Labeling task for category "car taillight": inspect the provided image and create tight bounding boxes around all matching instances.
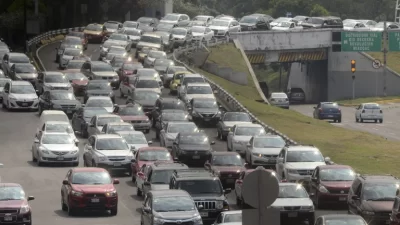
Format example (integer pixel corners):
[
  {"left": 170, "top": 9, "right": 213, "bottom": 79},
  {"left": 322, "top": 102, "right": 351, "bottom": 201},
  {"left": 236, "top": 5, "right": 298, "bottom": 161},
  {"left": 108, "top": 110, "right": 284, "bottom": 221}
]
[
  {"left": 236, "top": 180, "right": 242, "bottom": 184},
  {"left": 319, "top": 108, "right": 323, "bottom": 112},
  {"left": 380, "top": 110, "right": 383, "bottom": 113},
  {"left": 362, "top": 110, "right": 365, "bottom": 113},
  {"left": 281, "top": 179, "right": 287, "bottom": 183}
]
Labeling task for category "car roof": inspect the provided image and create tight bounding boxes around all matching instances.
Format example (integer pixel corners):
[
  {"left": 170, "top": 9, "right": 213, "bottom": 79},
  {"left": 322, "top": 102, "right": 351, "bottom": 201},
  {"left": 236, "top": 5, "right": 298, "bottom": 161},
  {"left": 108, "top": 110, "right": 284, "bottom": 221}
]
[
  {"left": 236, "top": 123, "right": 263, "bottom": 128},
  {"left": 14, "top": 63, "right": 34, "bottom": 67},
  {"left": 186, "top": 83, "right": 210, "bottom": 87},
  {"left": 138, "top": 77, "right": 158, "bottom": 81},
  {"left": 72, "top": 167, "right": 108, "bottom": 173},
  {"left": 44, "top": 71, "right": 64, "bottom": 76},
  {"left": 192, "top": 97, "right": 216, "bottom": 102},
  {"left": 162, "top": 109, "right": 186, "bottom": 113},
  {"left": 318, "top": 165, "right": 353, "bottom": 170},
  {"left": 253, "top": 134, "right": 282, "bottom": 139},
  {"left": 150, "top": 189, "right": 190, "bottom": 198},
  {"left": 141, "top": 33, "right": 162, "bottom": 38},
  {"left": 41, "top": 132, "right": 72, "bottom": 136},
  {"left": 167, "top": 121, "right": 194, "bottom": 125},
  {"left": 97, "top": 114, "right": 120, "bottom": 118},
  {"left": 95, "top": 134, "right": 123, "bottom": 139},
  {"left": 44, "top": 121, "right": 70, "bottom": 125},
  {"left": 109, "top": 46, "right": 125, "bottom": 49},
  {"left": 138, "top": 146, "right": 168, "bottom": 151},
  {"left": 91, "top": 61, "right": 109, "bottom": 65},
  {"left": 41, "top": 110, "right": 67, "bottom": 115},
  {"left": 10, "top": 80, "right": 31, "bottom": 85}
]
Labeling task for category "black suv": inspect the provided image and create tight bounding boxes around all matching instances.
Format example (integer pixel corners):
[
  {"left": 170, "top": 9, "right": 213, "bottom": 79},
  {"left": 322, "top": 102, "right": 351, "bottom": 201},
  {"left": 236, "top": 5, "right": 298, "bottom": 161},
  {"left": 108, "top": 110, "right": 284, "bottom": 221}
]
[
  {"left": 150, "top": 97, "right": 186, "bottom": 125},
  {"left": 347, "top": 174, "right": 399, "bottom": 225},
  {"left": 172, "top": 132, "right": 215, "bottom": 164},
  {"left": 239, "top": 14, "right": 272, "bottom": 31},
  {"left": 38, "top": 90, "right": 81, "bottom": 117},
  {"left": 169, "top": 169, "right": 231, "bottom": 222}
]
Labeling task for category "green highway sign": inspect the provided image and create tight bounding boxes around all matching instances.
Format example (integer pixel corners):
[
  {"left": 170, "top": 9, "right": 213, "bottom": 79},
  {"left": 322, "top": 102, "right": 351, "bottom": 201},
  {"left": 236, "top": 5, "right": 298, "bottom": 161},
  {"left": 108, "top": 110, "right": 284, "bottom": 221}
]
[
  {"left": 341, "top": 32, "right": 382, "bottom": 52},
  {"left": 389, "top": 32, "right": 400, "bottom": 51}
]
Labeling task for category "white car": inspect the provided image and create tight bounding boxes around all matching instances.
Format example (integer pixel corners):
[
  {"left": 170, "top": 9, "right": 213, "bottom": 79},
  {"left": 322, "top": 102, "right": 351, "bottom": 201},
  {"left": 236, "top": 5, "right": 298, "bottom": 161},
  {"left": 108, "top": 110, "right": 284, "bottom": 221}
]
[
  {"left": 101, "top": 45, "right": 129, "bottom": 62},
  {"left": 208, "top": 19, "right": 241, "bottom": 37},
  {"left": 85, "top": 96, "right": 116, "bottom": 113},
  {"left": 32, "top": 132, "right": 79, "bottom": 166},
  {"left": 58, "top": 48, "right": 83, "bottom": 69},
  {"left": 160, "top": 13, "right": 190, "bottom": 25},
  {"left": 227, "top": 123, "right": 266, "bottom": 155},
  {"left": 123, "top": 28, "right": 142, "bottom": 47},
  {"left": 122, "top": 21, "right": 139, "bottom": 29},
  {"left": 101, "top": 122, "right": 135, "bottom": 134},
  {"left": 271, "top": 22, "right": 303, "bottom": 31},
  {"left": 133, "top": 77, "right": 162, "bottom": 95},
  {"left": 343, "top": 21, "right": 370, "bottom": 30},
  {"left": 275, "top": 145, "right": 329, "bottom": 183},
  {"left": 104, "top": 33, "right": 132, "bottom": 51},
  {"left": 159, "top": 121, "right": 199, "bottom": 148},
  {"left": 270, "top": 17, "right": 293, "bottom": 27},
  {"left": 191, "top": 26, "right": 214, "bottom": 42},
  {"left": 177, "top": 74, "right": 206, "bottom": 98},
  {"left": 269, "top": 92, "right": 289, "bottom": 109},
  {"left": 143, "top": 50, "right": 167, "bottom": 68},
  {"left": 0, "top": 78, "right": 11, "bottom": 101},
  {"left": 213, "top": 210, "right": 242, "bottom": 225},
  {"left": 37, "top": 121, "right": 76, "bottom": 140},
  {"left": 271, "top": 183, "right": 315, "bottom": 224},
  {"left": 35, "top": 71, "right": 72, "bottom": 94},
  {"left": 87, "top": 114, "right": 123, "bottom": 137},
  {"left": 245, "top": 135, "right": 286, "bottom": 167},
  {"left": 39, "top": 110, "right": 69, "bottom": 125},
  {"left": 83, "top": 134, "right": 134, "bottom": 175},
  {"left": 115, "top": 131, "right": 151, "bottom": 154},
  {"left": 180, "top": 83, "right": 215, "bottom": 105},
  {"left": 1, "top": 52, "right": 30, "bottom": 75},
  {"left": 136, "top": 68, "right": 162, "bottom": 86},
  {"left": 355, "top": 102, "right": 383, "bottom": 123},
  {"left": 2, "top": 80, "right": 39, "bottom": 110}
]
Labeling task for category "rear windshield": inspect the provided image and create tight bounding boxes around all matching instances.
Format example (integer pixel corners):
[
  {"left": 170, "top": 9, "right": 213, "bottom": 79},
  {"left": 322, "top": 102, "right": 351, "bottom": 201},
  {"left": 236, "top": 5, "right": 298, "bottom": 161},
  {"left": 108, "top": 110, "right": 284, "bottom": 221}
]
[
  {"left": 321, "top": 103, "right": 339, "bottom": 109},
  {"left": 364, "top": 104, "right": 380, "bottom": 109}
]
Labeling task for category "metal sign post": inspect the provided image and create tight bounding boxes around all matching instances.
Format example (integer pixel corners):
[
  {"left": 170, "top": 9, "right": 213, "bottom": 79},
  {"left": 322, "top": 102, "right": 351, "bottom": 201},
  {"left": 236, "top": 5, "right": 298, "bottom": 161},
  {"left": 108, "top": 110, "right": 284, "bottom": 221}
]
[
  {"left": 352, "top": 75, "right": 356, "bottom": 99},
  {"left": 372, "top": 59, "right": 381, "bottom": 96},
  {"left": 383, "top": 21, "right": 388, "bottom": 96}
]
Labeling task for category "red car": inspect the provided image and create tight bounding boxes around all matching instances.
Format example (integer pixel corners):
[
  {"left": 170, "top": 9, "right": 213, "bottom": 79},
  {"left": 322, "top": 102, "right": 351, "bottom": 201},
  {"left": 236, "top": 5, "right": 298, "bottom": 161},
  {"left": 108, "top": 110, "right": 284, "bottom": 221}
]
[
  {"left": 117, "top": 62, "right": 143, "bottom": 80},
  {"left": 130, "top": 146, "right": 173, "bottom": 182},
  {"left": 64, "top": 72, "right": 89, "bottom": 96},
  {"left": 204, "top": 152, "right": 246, "bottom": 188},
  {"left": 113, "top": 104, "right": 151, "bottom": 133},
  {"left": 0, "top": 183, "right": 34, "bottom": 225},
  {"left": 61, "top": 167, "right": 120, "bottom": 216},
  {"left": 309, "top": 165, "right": 356, "bottom": 208}
]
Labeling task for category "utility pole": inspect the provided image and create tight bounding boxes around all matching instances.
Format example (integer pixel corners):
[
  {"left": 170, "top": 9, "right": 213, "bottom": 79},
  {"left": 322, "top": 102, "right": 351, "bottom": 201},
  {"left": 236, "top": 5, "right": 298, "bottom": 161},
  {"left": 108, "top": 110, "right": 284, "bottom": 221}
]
[
  {"left": 23, "top": 0, "right": 27, "bottom": 52},
  {"left": 383, "top": 20, "right": 388, "bottom": 96}
]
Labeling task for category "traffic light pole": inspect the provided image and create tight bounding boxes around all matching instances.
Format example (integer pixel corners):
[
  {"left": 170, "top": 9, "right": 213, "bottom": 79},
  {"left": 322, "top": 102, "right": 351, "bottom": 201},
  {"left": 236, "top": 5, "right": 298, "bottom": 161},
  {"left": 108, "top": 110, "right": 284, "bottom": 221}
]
[
  {"left": 352, "top": 75, "right": 355, "bottom": 99},
  {"left": 383, "top": 21, "right": 387, "bottom": 96}
]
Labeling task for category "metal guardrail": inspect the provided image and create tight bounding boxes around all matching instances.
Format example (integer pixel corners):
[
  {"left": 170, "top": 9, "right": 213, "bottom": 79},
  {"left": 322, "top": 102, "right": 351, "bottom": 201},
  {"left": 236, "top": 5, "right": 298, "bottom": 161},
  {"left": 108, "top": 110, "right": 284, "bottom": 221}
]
[{"left": 26, "top": 27, "right": 85, "bottom": 51}]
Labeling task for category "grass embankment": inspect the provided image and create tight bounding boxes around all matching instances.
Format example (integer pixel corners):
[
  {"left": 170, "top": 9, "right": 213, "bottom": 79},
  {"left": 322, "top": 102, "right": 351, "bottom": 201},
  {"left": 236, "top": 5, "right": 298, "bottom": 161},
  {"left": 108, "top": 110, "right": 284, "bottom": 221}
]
[{"left": 195, "top": 43, "right": 400, "bottom": 176}]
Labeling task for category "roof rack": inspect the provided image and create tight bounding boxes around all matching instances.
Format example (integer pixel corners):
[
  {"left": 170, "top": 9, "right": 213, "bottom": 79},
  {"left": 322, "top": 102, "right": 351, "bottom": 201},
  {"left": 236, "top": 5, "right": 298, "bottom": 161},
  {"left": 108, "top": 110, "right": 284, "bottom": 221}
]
[
  {"left": 360, "top": 174, "right": 397, "bottom": 179},
  {"left": 173, "top": 169, "right": 214, "bottom": 178}
]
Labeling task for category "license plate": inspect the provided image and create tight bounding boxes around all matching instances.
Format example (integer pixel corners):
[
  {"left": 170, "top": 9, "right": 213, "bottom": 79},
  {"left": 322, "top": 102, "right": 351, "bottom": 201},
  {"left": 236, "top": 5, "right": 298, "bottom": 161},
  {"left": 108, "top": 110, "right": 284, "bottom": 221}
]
[
  {"left": 200, "top": 212, "right": 208, "bottom": 217},
  {"left": 22, "top": 103, "right": 28, "bottom": 106},
  {"left": 339, "top": 197, "right": 346, "bottom": 201},
  {"left": 288, "top": 212, "right": 298, "bottom": 217},
  {"left": 204, "top": 118, "right": 210, "bottom": 121},
  {"left": 57, "top": 156, "right": 64, "bottom": 160},
  {"left": 91, "top": 198, "right": 99, "bottom": 203},
  {"left": 226, "top": 179, "right": 235, "bottom": 183},
  {"left": 4, "top": 216, "right": 12, "bottom": 221},
  {"left": 114, "top": 162, "right": 121, "bottom": 166},
  {"left": 327, "top": 115, "right": 334, "bottom": 117},
  {"left": 192, "top": 155, "right": 200, "bottom": 159}
]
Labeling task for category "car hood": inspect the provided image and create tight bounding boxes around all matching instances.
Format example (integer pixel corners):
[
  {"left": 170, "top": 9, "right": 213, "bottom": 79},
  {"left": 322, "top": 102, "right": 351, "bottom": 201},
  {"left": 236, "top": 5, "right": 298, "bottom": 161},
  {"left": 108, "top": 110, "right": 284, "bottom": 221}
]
[
  {"left": 320, "top": 181, "right": 353, "bottom": 189},
  {"left": 51, "top": 99, "right": 81, "bottom": 105},
  {"left": 135, "top": 99, "right": 155, "bottom": 107},
  {"left": 151, "top": 184, "right": 170, "bottom": 190},
  {"left": 71, "top": 184, "right": 115, "bottom": 193},
  {"left": 160, "top": 20, "right": 178, "bottom": 24},
  {"left": 285, "top": 162, "right": 326, "bottom": 169},
  {"left": 222, "top": 121, "right": 252, "bottom": 127},
  {"left": 42, "top": 144, "right": 77, "bottom": 151},
  {"left": 232, "top": 136, "right": 252, "bottom": 141},
  {"left": 363, "top": 201, "right": 394, "bottom": 212},
  {"left": 136, "top": 88, "right": 161, "bottom": 94},
  {"left": 166, "top": 133, "right": 179, "bottom": 139},
  {"left": 9, "top": 93, "right": 38, "bottom": 99},
  {"left": 178, "top": 144, "right": 211, "bottom": 151},
  {"left": 106, "top": 40, "right": 128, "bottom": 46},
  {"left": 120, "top": 115, "right": 149, "bottom": 121},
  {"left": 96, "top": 150, "right": 132, "bottom": 157},
  {"left": 93, "top": 71, "right": 118, "bottom": 77},
  {"left": 271, "top": 198, "right": 313, "bottom": 207},
  {"left": 213, "top": 166, "right": 243, "bottom": 173},
  {"left": 87, "top": 90, "right": 111, "bottom": 95},
  {"left": 155, "top": 210, "right": 198, "bottom": 220},
  {"left": 186, "top": 94, "right": 214, "bottom": 100},
  {"left": 72, "top": 79, "right": 88, "bottom": 86},
  {"left": 137, "top": 42, "right": 161, "bottom": 49},
  {"left": 209, "top": 25, "right": 228, "bottom": 31},
  {"left": 0, "top": 200, "right": 25, "bottom": 208},
  {"left": 193, "top": 108, "right": 219, "bottom": 114},
  {"left": 16, "top": 73, "right": 38, "bottom": 79},
  {"left": 252, "top": 147, "right": 282, "bottom": 155}
]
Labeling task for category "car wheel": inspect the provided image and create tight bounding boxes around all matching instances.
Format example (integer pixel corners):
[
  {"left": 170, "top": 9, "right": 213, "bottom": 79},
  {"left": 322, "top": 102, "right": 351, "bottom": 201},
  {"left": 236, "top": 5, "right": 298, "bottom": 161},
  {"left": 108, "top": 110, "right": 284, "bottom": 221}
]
[
  {"left": 61, "top": 195, "right": 68, "bottom": 211},
  {"left": 136, "top": 187, "right": 142, "bottom": 196},
  {"left": 31, "top": 150, "right": 36, "bottom": 162},
  {"left": 380, "top": 119, "right": 383, "bottom": 123},
  {"left": 110, "top": 206, "right": 118, "bottom": 216}
]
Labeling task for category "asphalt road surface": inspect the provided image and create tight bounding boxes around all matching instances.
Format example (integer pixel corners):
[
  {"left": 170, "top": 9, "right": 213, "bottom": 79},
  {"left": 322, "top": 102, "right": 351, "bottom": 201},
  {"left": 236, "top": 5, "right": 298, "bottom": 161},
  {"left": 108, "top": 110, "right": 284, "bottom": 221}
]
[
  {"left": 0, "top": 41, "right": 345, "bottom": 225},
  {"left": 291, "top": 103, "right": 400, "bottom": 141}
]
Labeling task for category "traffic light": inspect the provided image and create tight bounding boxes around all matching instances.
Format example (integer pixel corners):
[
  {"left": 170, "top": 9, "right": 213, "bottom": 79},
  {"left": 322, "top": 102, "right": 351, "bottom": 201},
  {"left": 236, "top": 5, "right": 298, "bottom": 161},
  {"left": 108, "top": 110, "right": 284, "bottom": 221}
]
[{"left": 351, "top": 60, "right": 356, "bottom": 73}]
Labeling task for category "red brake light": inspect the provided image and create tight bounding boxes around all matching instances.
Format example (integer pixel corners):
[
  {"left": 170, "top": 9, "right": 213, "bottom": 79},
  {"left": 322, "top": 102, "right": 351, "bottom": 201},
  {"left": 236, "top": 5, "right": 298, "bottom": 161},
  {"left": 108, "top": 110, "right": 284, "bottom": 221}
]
[
  {"left": 236, "top": 180, "right": 243, "bottom": 184},
  {"left": 362, "top": 110, "right": 365, "bottom": 113},
  {"left": 380, "top": 110, "right": 383, "bottom": 113}
]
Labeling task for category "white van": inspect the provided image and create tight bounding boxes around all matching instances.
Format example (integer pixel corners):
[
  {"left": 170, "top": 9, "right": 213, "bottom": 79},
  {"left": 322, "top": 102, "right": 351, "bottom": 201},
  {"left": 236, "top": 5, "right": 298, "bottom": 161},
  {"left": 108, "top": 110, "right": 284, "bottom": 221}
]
[{"left": 39, "top": 110, "right": 69, "bottom": 126}]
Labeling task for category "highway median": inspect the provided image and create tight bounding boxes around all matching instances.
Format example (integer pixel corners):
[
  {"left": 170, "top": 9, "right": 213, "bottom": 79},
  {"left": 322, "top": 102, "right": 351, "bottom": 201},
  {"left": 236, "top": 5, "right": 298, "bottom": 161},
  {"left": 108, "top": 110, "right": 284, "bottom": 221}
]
[{"left": 192, "top": 43, "right": 400, "bottom": 176}]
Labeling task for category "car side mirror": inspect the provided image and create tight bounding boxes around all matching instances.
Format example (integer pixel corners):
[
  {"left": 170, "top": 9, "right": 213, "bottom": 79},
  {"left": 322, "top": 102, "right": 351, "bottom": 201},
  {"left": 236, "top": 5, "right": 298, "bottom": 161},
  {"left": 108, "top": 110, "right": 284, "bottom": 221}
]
[
  {"left": 143, "top": 207, "right": 151, "bottom": 213},
  {"left": 148, "top": 141, "right": 153, "bottom": 145},
  {"left": 62, "top": 180, "right": 69, "bottom": 185},
  {"left": 27, "top": 196, "right": 35, "bottom": 201},
  {"left": 224, "top": 188, "right": 232, "bottom": 194},
  {"left": 34, "top": 138, "right": 39, "bottom": 143},
  {"left": 351, "top": 195, "right": 360, "bottom": 200},
  {"left": 144, "top": 181, "right": 151, "bottom": 186},
  {"left": 210, "top": 141, "right": 215, "bottom": 145},
  {"left": 113, "top": 179, "right": 120, "bottom": 184},
  {"left": 131, "top": 159, "right": 136, "bottom": 163}
]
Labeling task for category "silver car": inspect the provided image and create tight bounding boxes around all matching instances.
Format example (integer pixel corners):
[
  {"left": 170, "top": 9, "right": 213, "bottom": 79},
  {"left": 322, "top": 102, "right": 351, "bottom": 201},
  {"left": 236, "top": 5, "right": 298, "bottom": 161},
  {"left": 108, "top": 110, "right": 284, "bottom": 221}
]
[
  {"left": 103, "top": 33, "right": 132, "bottom": 51},
  {"left": 245, "top": 135, "right": 286, "bottom": 167},
  {"left": 191, "top": 26, "right": 214, "bottom": 42},
  {"left": 171, "top": 27, "right": 192, "bottom": 47},
  {"left": 9, "top": 63, "right": 38, "bottom": 84},
  {"left": 269, "top": 92, "right": 289, "bottom": 109},
  {"left": 55, "top": 36, "right": 83, "bottom": 63},
  {"left": 143, "top": 50, "right": 167, "bottom": 68},
  {"left": 123, "top": 28, "right": 143, "bottom": 47},
  {"left": 208, "top": 19, "right": 241, "bottom": 37},
  {"left": 58, "top": 48, "right": 83, "bottom": 69},
  {"left": 80, "top": 61, "right": 119, "bottom": 88}
]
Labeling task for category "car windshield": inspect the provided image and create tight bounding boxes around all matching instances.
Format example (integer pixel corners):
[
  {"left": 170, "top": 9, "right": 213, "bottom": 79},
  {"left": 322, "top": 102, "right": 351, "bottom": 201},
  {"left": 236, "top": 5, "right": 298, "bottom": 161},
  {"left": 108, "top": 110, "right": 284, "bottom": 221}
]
[
  {"left": 67, "top": 61, "right": 84, "bottom": 69},
  {"left": 224, "top": 213, "right": 242, "bottom": 223},
  {"left": 136, "top": 80, "right": 159, "bottom": 88},
  {"left": 286, "top": 150, "right": 324, "bottom": 162},
  {"left": 235, "top": 127, "right": 265, "bottom": 136},
  {"left": 278, "top": 22, "right": 291, "bottom": 27},
  {"left": 84, "top": 108, "right": 108, "bottom": 119},
  {"left": 86, "top": 99, "right": 113, "bottom": 107},
  {"left": 167, "top": 66, "right": 186, "bottom": 74},
  {"left": 97, "top": 117, "right": 122, "bottom": 126},
  {"left": 92, "top": 64, "right": 114, "bottom": 72},
  {"left": 96, "top": 138, "right": 128, "bottom": 150},
  {"left": 45, "top": 123, "right": 73, "bottom": 133},
  {"left": 139, "top": 150, "right": 171, "bottom": 161},
  {"left": 104, "top": 22, "right": 119, "bottom": 29},
  {"left": 178, "top": 180, "right": 223, "bottom": 195},
  {"left": 86, "top": 24, "right": 103, "bottom": 31},
  {"left": 41, "top": 134, "right": 74, "bottom": 144},
  {"left": 364, "top": 104, "right": 380, "bottom": 109},
  {"left": 223, "top": 113, "right": 251, "bottom": 122},
  {"left": 153, "top": 196, "right": 195, "bottom": 212},
  {"left": 162, "top": 112, "right": 187, "bottom": 121},
  {"left": 148, "top": 51, "right": 166, "bottom": 58},
  {"left": 134, "top": 91, "right": 159, "bottom": 100},
  {"left": 155, "top": 60, "right": 173, "bottom": 67},
  {"left": 212, "top": 154, "right": 242, "bottom": 166},
  {"left": 187, "top": 86, "right": 212, "bottom": 94},
  {"left": 180, "top": 134, "right": 209, "bottom": 144},
  {"left": 64, "top": 49, "right": 81, "bottom": 56},
  {"left": 211, "top": 20, "right": 229, "bottom": 26},
  {"left": 278, "top": 185, "right": 309, "bottom": 198},
  {"left": 71, "top": 172, "right": 112, "bottom": 185},
  {"left": 10, "top": 56, "right": 29, "bottom": 64},
  {"left": 110, "top": 34, "right": 128, "bottom": 41},
  {"left": 163, "top": 14, "right": 180, "bottom": 21},
  {"left": 140, "top": 36, "right": 161, "bottom": 43},
  {"left": 118, "top": 106, "right": 145, "bottom": 115},
  {"left": 167, "top": 123, "right": 198, "bottom": 133},
  {"left": 183, "top": 77, "right": 205, "bottom": 85},
  {"left": 240, "top": 16, "right": 257, "bottom": 23},
  {"left": 320, "top": 168, "right": 356, "bottom": 181},
  {"left": 171, "top": 29, "right": 187, "bottom": 35},
  {"left": 150, "top": 170, "right": 179, "bottom": 184},
  {"left": 163, "top": 101, "right": 186, "bottom": 110},
  {"left": 362, "top": 182, "right": 399, "bottom": 201},
  {"left": 109, "top": 47, "right": 126, "bottom": 54},
  {"left": 124, "top": 21, "right": 138, "bottom": 28},
  {"left": 63, "top": 38, "right": 81, "bottom": 45},
  {"left": 50, "top": 92, "right": 76, "bottom": 100},
  {"left": 193, "top": 100, "right": 217, "bottom": 108},
  {"left": 325, "top": 218, "right": 366, "bottom": 225},
  {"left": 109, "top": 125, "right": 134, "bottom": 132},
  {"left": 120, "top": 133, "right": 147, "bottom": 144},
  {"left": 45, "top": 75, "right": 68, "bottom": 83},
  {"left": 65, "top": 73, "right": 87, "bottom": 81},
  {"left": 11, "top": 85, "right": 36, "bottom": 94},
  {"left": 125, "top": 29, "right": 141, "bottom": 36},
  {"left": 0, "top": 80, "right": 8, "bottom": 87},
  {"left": 254, "top": 136, "right": 286, "bottom": 148},
  {"left": 0, "top": 187, "right": 25, "bottom": 201},
  {"left": 87, "top": 82, "right": 111, "bottom": 90},
  {"left": 191, "top": 27, "right": 205, "bottom": 33},
  {"left": 15, "top": 64, "right": 36, "bottom": 73}
]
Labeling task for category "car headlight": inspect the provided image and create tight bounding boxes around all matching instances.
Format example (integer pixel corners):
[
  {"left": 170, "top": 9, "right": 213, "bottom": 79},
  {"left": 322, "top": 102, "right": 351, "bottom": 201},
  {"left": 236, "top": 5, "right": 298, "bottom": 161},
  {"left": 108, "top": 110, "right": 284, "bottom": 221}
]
[
  {"left": 127, "top": 56, "right": 132, "bottom": 61},
  {"left": 252, "top": 153, "right": 262, "bottom": 157},
  {"left": 39, "top": 147, "right": 49, "bottom": 154},
  {"left": 126, "top": 156, "right": 133, "bottom": 160},
  {"left": 105, "top": 190, "right": 117, "bottom": 197},
  {"left": 287, "top": 169, "right": 298, "bottom": 174},
  {"left": 98, "top": 156, "right": 107, "bottom": 161},
  {"left": 71, "top": 190, "right": 83, "bottom": 197},
  {"left": 363, "top": 211, "right": 375, "bottom": 215},
  {"left": 19, "top": 205, "right": 30, "bottom": 214},
  {"left": 319, "top": 185, "right": 329, "bottom": 193},
  {"left": 70, "top": 150, "right": 78, "bottom": 154},
  {"left": 216, "top": 200, "right": 223, "bottom": 209},
  {"left": 301, "top": 205, "right": 314, "bottom": 210},
  {"left": 153, "top": 217, "right": 164, "bottom": 225}
]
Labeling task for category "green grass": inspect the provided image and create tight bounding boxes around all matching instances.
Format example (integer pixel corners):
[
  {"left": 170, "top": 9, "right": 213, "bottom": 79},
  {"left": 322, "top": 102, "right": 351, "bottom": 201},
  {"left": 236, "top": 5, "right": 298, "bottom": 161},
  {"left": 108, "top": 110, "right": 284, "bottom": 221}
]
[
  {"left": 368, "top": 52, "right": 400, "bottom": 75},
  {"left": 337, "top": 96, "right": 400, "bottom": 106},
  {"left": 253, "top": 66, "right": 288, "bottom": 93},
  {"left": 194, "top": 44, "right": 400, "bottom": 176}
]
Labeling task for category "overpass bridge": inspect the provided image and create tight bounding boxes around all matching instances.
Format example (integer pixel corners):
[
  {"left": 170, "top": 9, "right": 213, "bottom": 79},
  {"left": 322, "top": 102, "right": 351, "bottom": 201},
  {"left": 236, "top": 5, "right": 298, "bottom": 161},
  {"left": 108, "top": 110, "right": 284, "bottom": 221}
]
[{"left": 230, "top": 29, "right": 400, "bottom": 102}]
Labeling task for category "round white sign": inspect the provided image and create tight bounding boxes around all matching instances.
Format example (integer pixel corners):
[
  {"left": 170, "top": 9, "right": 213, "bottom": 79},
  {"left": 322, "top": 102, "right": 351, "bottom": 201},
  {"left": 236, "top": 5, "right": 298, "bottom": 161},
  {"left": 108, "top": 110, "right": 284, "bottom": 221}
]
[{"left": 372, "top": 59, "right": 381, "bottom": 69}]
